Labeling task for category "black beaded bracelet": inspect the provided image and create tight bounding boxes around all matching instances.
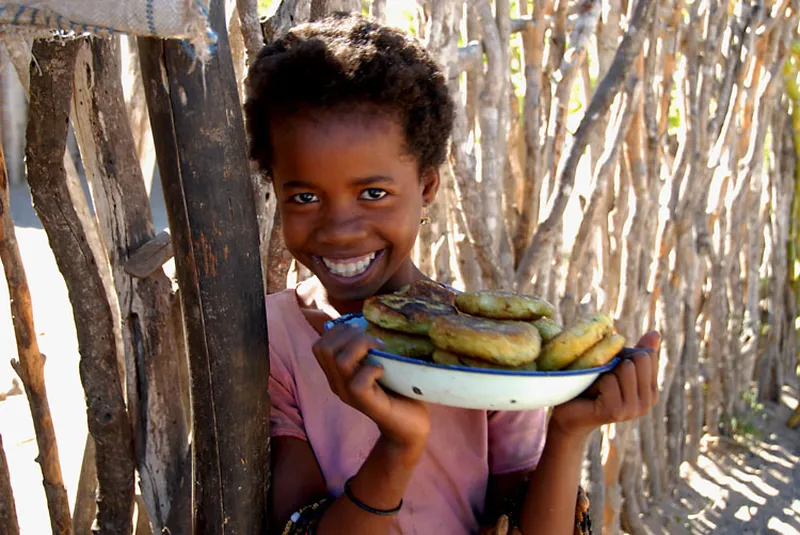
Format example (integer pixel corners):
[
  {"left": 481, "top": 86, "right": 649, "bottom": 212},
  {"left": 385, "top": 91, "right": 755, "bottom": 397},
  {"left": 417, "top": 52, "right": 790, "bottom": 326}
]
[{"left": 343, "top": 476, "right": 403, "bottom": 516}]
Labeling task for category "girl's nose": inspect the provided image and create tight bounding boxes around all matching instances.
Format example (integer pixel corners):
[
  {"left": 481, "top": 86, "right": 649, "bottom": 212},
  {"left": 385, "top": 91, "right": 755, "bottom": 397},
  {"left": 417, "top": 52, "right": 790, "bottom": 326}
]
[{"left": 316, "top": 208, "right": 369, "bottom": 245}]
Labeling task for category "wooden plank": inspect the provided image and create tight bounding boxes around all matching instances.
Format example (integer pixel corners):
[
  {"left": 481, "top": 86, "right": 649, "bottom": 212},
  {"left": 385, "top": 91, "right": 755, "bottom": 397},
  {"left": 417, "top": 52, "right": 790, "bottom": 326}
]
[
  {"left": 123, "top": 230, "right": 174, "bottom": 279},
  {"left": 0, "top": 432, "right": 20, "bottom": 535},
  {"left": 71, "top": 38, "right": 190, "bottom": 533},
  {"left": 25, "top": 37, "right": 135, "bottom": 535},
  {"left": 137, "top": 0, "right": 271, "bottom": 530}
]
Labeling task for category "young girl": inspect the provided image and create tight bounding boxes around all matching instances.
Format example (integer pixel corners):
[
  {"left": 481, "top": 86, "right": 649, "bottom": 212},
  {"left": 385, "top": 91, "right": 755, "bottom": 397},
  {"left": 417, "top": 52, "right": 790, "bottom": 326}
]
[{"left": 244, "top": 13, "right": 660, "bottom": 535}]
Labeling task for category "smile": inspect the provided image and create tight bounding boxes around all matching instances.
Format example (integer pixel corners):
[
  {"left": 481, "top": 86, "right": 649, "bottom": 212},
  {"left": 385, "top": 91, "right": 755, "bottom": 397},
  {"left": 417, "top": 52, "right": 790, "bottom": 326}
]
[{"left": 320, "top": 251, "right": 380, "bottom": 278}]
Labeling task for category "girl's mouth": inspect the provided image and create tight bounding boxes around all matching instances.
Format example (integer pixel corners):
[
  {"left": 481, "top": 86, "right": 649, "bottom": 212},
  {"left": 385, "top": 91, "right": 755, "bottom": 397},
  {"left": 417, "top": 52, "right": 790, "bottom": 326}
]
[{"left": 318, "top": 250, "right": 384, "bottom": 280}]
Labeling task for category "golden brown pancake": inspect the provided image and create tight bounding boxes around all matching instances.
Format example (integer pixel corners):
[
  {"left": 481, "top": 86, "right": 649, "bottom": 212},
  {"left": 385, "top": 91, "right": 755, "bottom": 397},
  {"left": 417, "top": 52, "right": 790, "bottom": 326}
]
[
  {"left": 363, "top": 294, "right": 456, "bottom": 335},
  {"left": 397, "top": 279, "right": 458, "bottom": 305},
  {"left": 455, "top": 290, "right": 556, "bottom": 320},
  {"left": 364, "top": 322, "right": 436, "bottom": 360},
  {"left": 537, "top": 312, "right": 614, "bottom": 371},
  {"left": 531, "top": 317, "right": 563, "bottom": 344},
  {"left": 566, "top": 333, "right": 625, "bottom": 370},
  {"left": 432, "top": 348, "right": 538, "bottom": 371},
  {"left": 429, "top": 314, "right": 542, "bottom": 367}
]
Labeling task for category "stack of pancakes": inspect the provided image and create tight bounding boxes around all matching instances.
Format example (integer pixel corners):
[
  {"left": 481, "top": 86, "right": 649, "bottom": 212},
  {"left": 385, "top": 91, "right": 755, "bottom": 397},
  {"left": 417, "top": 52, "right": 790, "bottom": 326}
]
[{"left": 363, "top": 280, "right": 626, "bottom": 372}]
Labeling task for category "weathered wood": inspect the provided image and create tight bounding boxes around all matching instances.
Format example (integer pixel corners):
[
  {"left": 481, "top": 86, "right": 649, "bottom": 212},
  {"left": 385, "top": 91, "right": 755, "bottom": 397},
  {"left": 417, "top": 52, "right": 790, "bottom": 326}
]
[
  {"left": 0, "top": 432, "right": 19, "bottom": 535},
  {"left": 0, "top": 129, "right": 73, "bottom": 535},
  {"left": 123, "top": 231, "right": 173, "bottom": 279},
  {"left": 71, "top": 37, "right": 190, "bottom": 534},
  {"left": 72, "top": 435, "right": 98, "bottom": 535},
  {"left": 26, "top": 37, "right": 135, "bottom": 535},
  {"left": 138, "top": 0, "right": 271, "bottom": 529}
]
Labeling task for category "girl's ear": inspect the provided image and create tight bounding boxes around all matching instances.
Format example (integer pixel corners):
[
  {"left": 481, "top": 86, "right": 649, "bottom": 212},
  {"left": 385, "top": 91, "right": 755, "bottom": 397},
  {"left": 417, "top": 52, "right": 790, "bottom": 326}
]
[{"left": 421, "top": 167, "right": 440, "bottom": 205}]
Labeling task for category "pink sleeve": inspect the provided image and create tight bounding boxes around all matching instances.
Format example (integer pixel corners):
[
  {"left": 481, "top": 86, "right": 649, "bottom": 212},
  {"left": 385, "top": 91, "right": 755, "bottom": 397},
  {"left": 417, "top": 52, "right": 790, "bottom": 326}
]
[
  {"left": 487, "top": 408, "right": 548, "bottom": 475},
  {"left": 268, "top": 341, "right": 308, "bottom": 442}
]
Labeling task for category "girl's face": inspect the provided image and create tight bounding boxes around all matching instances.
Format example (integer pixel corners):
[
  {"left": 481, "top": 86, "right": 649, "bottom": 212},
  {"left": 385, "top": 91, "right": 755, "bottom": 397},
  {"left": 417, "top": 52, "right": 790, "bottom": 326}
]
[{"left": 270, "top": 111, "right": 439, "bottom": 307}]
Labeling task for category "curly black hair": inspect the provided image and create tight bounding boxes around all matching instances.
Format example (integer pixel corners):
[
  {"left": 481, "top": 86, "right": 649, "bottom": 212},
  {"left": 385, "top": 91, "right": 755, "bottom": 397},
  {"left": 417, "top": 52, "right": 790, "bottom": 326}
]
[{"left": 243, "top": 12, "right": 455, "bottom": 178}]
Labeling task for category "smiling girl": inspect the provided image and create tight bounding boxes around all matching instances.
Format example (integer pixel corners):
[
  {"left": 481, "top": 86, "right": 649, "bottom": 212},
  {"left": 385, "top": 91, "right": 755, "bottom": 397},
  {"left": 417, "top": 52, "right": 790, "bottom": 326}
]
[{"left": 244, "top": 13, "right": 660, "bottom": 535}]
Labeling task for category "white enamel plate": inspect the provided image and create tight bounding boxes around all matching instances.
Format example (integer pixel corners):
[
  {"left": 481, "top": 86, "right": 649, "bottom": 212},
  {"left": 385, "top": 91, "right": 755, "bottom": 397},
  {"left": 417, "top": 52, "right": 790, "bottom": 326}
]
[{"left": 326, "top": 314, "right": 620, "bottom": 411}]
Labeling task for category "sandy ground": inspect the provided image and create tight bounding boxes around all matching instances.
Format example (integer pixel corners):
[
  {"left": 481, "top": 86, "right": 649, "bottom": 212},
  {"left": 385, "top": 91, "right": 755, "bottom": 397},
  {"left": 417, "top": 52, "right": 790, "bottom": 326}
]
[{"left": 0, "top": 180, "right": 798, "bottom": 534}]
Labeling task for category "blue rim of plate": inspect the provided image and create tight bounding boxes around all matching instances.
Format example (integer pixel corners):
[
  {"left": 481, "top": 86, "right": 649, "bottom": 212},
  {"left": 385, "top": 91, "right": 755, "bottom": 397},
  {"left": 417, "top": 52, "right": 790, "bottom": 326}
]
[{"left": 325, "top": 313, "right": 621, "bottom": 377}]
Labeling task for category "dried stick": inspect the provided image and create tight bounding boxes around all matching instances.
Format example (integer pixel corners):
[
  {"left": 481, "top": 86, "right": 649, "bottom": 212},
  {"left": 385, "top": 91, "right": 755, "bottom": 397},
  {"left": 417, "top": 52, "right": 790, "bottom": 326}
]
[
  {"left": 540, "top": 0, "right": 602, "bottom": 200},
  {"left": 561, "top": 75, "right": 640, "bottom": 324},
  {"left": 71, "top": 38, "right": 190, "bottom": 532},
  {"left": 237, "top": 0, "right": 264, "bottom": 66},
  {"left": 72, "top": 435, "right": 97, "bottom": 535},
  {"left": 0, "top": 132, "right": 72, "bottom": 534},
  {"left": 515, "top": 0, "right": 658, "bottom": 291},
  {"left": 512, "top": 0, "right": 549, "bottom": 262}
]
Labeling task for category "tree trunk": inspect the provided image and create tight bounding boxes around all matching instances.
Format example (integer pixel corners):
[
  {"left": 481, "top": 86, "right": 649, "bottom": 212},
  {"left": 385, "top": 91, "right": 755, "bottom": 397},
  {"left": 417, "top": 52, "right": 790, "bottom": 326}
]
[{"left": 26, "top": 37, "right": 135, "bottom": 535}]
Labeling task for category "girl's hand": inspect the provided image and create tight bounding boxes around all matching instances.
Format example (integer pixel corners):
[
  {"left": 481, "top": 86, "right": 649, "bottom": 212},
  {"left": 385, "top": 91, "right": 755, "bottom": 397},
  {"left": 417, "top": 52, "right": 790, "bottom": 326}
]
[
  {"left": 313, "top": 323, "right": 431, "bottom": 452},
  {"left": 548, "top": 331, "right": 661, "bottom": 442}
]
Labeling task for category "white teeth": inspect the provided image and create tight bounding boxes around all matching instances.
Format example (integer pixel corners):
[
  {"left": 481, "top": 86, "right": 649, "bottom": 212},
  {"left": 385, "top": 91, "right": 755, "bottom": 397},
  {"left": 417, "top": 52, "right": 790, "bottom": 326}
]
[{"left": 322, "top": 252, "right": 377, "bottom": 277}]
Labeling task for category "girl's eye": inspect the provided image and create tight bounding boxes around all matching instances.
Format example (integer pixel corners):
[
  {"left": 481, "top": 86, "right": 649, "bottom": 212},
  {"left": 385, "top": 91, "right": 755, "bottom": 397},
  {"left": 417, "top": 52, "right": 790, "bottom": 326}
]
[
  {"left": 290, "top": 192, "right": 319, "bottom": 204},
  {"left": 359, "top": 188, "right": 388, "bottom": 201}
]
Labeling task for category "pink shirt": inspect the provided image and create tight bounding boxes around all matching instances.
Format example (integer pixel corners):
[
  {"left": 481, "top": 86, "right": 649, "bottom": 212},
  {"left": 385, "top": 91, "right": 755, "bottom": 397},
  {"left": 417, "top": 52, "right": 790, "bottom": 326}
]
[{"left": 267, "top": 288, "right": 548, "bottom": 534}]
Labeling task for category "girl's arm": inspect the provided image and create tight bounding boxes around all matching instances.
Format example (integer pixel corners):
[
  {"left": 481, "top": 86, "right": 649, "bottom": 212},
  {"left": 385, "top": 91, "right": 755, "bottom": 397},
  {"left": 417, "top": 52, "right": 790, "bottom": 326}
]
[
  {"left": 271, "top": 435, "right": 424, "bottom": 534},
  {"left": 519, "top": 331, "right": 661, "bottom": 535},
  {"left": 516, "top": 428, "right": 587, "bottom": 534}
]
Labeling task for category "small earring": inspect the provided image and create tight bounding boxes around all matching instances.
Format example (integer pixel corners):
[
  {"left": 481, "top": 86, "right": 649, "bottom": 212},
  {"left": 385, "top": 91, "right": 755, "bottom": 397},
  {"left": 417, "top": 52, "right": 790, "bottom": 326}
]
[{"left": 420, "top": 205, "right": 431, "bottom": 225}]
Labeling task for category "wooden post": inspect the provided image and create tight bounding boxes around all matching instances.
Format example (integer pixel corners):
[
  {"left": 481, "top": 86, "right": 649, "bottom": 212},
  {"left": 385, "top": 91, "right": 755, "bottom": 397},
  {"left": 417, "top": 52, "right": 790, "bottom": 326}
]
[
  {"left": 0, "top": 92, "right": 73, "bottom": 535},
  {"left": 71, "top": 37, "right": 190, "bottom": 534},
  {"left": 138, "top": 0, "right": 271, "bottom": 530},
  {"left": 0, "top": 432, "right": 20, "bottom": 535},
  {"left": 25, "top": 38, "right": 135, "bottom": 535}
]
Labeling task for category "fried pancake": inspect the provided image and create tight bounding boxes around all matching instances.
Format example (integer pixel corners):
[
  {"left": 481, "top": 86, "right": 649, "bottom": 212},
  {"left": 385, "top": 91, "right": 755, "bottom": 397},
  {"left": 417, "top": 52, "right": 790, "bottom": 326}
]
[
  {"left": 454, "top": 290, "right": 556, "bottom": 320},
  {"left": 397, "top": 279, "right": 458, "bottom": 305},
  {"left": 537, "top": 312, "right": 614, "bottom": 371},
  {"left": 566, "top": 333, "right": 625, "bottom": 370},
  {"left": 432, "top": 349, "right": 538, "bottom": 371},
  {"left": 531, "top": 317, "right": 563, "bottom": 344},
  {"left": 363, "top": 295, "right": 456, "bottom": 335},
  {"left": 365, "top": 322, "right": 436, "bottom": 360},
  {"left": 429, "top": 314, "right": 542, "bottom": 367}
]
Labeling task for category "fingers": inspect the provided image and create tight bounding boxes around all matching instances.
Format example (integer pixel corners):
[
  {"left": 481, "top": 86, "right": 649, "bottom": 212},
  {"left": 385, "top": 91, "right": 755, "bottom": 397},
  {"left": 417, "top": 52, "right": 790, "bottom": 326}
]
[
  {"left": 593, "top": 371, "right": 623, "bottom": 422},
  {"left": 613, "top": 359, "right": 638, "bottom": 415},
  {"left": 632, "top": 352, "right": 652, "bottom": 409},
  {"left": 312, "top": 324, "right": 383, "bottom": 399},
  {"left": 349, "top": 362, "right": 385, "bottom": 405}
]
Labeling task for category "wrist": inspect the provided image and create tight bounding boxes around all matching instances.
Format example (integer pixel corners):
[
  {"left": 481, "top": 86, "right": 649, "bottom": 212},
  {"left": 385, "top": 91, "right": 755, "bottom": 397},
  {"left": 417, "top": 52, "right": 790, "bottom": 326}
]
[
  {"left": 376, "top": 432, "right": 427, "bottom": 467},
  {"left": 547, "top": 411, "right": 592, "bottom": 449}
]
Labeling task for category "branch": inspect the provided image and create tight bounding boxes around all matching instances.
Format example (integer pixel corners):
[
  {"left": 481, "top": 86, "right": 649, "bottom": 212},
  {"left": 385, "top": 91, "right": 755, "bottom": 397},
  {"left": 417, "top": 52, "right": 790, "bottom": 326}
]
[
  {"left": 261, "top": 0, "right": 311, "bottom": 43},
  {"left": 515, "top": 0, "right": 658, "bottom": 291},
  {"left": 562, "top": 75, "right": 641, "bottom": 311},
  {"left": 237, "top": 0, "right": 264, "bottom": 66},
  {"left": 456, "top": 16, "right": 556, "bottom": 73}
]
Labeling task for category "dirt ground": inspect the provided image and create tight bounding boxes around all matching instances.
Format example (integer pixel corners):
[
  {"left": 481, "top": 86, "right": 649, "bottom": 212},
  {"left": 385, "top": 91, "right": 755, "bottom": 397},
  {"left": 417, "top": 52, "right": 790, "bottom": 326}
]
[{"left": 0, "top": 182, "right": 798, "bottom": 534}]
